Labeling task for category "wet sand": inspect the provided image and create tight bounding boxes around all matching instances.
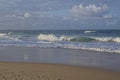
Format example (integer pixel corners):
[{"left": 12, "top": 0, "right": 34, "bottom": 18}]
[
  {"left": 0, "top": 47, "right": 120, "bottom": 71},
  {"left": 0, "top": 62, "right": 120, "bottom": 80},
  {"left": 0, "top": 47, "right": 120, "bottom": 80}
]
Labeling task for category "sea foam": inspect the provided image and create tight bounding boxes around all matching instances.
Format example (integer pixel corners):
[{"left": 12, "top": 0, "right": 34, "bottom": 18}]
[
  {"left": 37, "top": 34, "right": 74, "bottom": 42},
  {"left": 93, "top": 37, "right": 120, "bottom": 43},
  {"left": 84, "top": 30, "right": 96, "bottom": 33},
  {"left": 0, "top": 30, "right": 120, "bottom": 53},
  {"left": 0, "top": 33, "right": 7, "bottom": 37}
]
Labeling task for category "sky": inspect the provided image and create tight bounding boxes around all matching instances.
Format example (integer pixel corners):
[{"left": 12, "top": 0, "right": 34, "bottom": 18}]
[{"left": 0, "top": 0, "right": 120, "bottom": 30}]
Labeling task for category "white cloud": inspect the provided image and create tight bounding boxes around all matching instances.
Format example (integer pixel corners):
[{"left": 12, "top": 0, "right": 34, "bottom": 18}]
[
  {"left": 23, "top": 12, "right": 31, "bottom": 18},
  {"left": 12, "top": 12, "right": 31, "bottom": 19},
  {"left": 71, "top": 4, "right": 110, "bottom": 18}
]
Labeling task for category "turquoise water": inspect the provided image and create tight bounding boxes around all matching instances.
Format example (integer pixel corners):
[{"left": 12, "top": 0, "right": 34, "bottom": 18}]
[{"left": 0, "top": 30, "right": 120, "bottom": 53}]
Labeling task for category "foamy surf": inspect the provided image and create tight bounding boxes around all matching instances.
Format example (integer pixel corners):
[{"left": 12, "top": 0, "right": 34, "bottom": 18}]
[
  {"left": 0, "top": 30, "right": 120, "bottom": 53},
  {"left": 0, "top": 33, "right": 7, "bottom": 37},
  {"left": 84, "top": 30, "right": 96, "bottom": 33},
  {"left": 93, "top": 37, "right": 120, "bottom": 43},
  {"left": 37, "top": 34, "right": 74, "bottom": 42},
  {"left": 37, "top": 34, "right": 120, "bottom": 43}
]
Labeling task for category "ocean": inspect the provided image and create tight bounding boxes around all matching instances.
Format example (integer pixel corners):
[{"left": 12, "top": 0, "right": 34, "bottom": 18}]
[{"left": 0, "top": 30, "right": 120, "bottom": 53}]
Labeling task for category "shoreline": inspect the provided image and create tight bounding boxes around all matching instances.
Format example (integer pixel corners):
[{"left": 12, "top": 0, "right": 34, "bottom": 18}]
[
  {"left": 1, "top": 46, "right": 119, "bottom": 54},
  {"left": 1, "top": 46, "right": 120, "bottom": 54},
  {"left": 0, "top": 62, "right": 120, "bottom": 80},
  {"left": 0, "top": 46, "right": 120, "bottom": 79},
  {"left": 0, "top": 46, "right": 120, "bottom": 72}
]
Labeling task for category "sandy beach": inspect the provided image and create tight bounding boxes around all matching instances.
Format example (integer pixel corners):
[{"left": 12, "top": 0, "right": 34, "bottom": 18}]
[
  {"left": 0, "top": 62, "right": 120, "bottom": 80},
  {"left": 0, "top": 47, "right": 120, "bottom": 80}
]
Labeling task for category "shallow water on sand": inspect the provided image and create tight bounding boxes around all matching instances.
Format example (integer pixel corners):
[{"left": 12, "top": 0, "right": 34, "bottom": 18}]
[{"left": 0, "top": 47, "right": 120, "bottom": 72}]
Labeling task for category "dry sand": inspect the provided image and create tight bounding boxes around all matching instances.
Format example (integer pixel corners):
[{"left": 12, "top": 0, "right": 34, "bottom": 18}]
[{"left": 0, "top": 62, "right": 120, "bottom": 80}]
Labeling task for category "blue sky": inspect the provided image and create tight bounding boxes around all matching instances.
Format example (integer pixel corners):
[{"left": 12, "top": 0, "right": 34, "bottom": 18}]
[{"left": 0, "top": 0, "right": 120, "bottom": 30}]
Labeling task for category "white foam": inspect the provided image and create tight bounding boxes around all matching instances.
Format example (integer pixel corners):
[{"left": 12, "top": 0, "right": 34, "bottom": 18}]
[
  {"left": 37, "top": 34, "right": 58, "bottom": 41},
  {"left": 84, "top": 31, "right": 96, "bottom": 33},
  {"left": 0, "top": 32, "right": 12, "bottom": 37},
  {"left": 37, "top": 34, "right": 74, "bottom": 42},
  {"left": 113, "top": 37, "right": 120, "bottom": 43},
  {"left": 7, "top": 32, "right": 13, "bottom": 35},
  {"left": 60, "top": 42, "right": 120, "bottom": 53},
  {"left": 37, "top": 34, "right": 120, "bottom": 43},
  {"left": 0, "top": 33, "right": 7, "bottom": 37},
  {"left": 0, "top": 32, "right": 120, "bottom": 53},
  {"left": 93, "top": 37, "right": 113, "bottom": 42},
  {"left": 92, "top": 37, "right": 120, "bottom": 43},
  {"left": 0, "top": 41, "right": 120, "bottom": 53},
  {"left": 0, "top": 32, "right": 21, "bottom": 42}
]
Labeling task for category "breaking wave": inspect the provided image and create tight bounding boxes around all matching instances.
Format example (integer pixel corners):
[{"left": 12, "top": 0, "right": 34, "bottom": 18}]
[
  {"left": 0, "top": 32, "right": 13, "bottom": 37},
  {"left": 0, "top": 32, "right": 119, "bottom": 43},
  {"left": 84, "top": 30, "right": 96, "bottom": 34},
  {"left": 37, "top": 34, "right": 95, "bottom": 42},
  {"left": 37, "top": 34, "right": 120, "bottom": 43},
  {"left": 0, "top": 32, "right": 21, "bottom": 41},
  {"left": 37, "top": 34, "right": 74, "bottom": 42},
  {"left": 93, "top": 37, "right": 120, "bottom": 43},
  {"left": 0, "top": 31, "right": 119, "bottom": 53},
  {"left": 0, "top": 33, "right": 7, "bottom": 37}
]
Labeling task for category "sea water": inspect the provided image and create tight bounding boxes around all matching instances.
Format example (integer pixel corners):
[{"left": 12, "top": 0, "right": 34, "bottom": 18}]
[{"left": 0, "top": 30, "right": 120, "bottom": 53}]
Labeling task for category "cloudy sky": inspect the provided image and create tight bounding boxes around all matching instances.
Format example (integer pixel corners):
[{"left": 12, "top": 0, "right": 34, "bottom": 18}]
[{"left": 0, "top": 0, "right": 120, "bottom": 30}]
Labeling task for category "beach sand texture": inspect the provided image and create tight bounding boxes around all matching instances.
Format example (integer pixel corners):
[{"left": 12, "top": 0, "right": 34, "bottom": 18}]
[{"left": 0, "top": 62, "right": 120, "bottom": 80}]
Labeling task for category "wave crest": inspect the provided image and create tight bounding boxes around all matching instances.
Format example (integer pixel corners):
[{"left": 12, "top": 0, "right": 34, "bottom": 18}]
[
  {"left": 37, "top": 34, "right": 120, "bottom": 43},
  {"left": 93, "top": 37, "right": 120, "bottom": 43},
  {"left": 0, "top": 33, "right": 7, "bottom": 37},
  {"left": 37, "top": 34, "right": 95, "bottom": 42},
  {"left": 37, "top": 34, "right": 74, "bottom": 42},
  {"left": 84, "top": 31, "right": 96, "bottom": 34}
]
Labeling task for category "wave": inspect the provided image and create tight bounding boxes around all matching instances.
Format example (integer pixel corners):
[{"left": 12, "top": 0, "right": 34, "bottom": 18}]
[
  {"left": 0, "top": 32, "right": 21, "bottom": 41},
  {"left": 0, "top": 33, "right": 7, "bottom": 37},
  {"left": 37, "top": 34, "right": 95, "bottom": 42},
  {"left": 37, "top": 34, "right": 120, "bottom": 43},
  {"left": 37, "top": 34, "right": 75, "bottom": 42},
  {"left": 0, "top": 41, "right": 119, "bottom": 53},
  {"left": 93, "top": 37, "right": 120, "bottom": 43},
  {"left": 0, "top": 32, "right": 119, "bottom": 53},
  {"left": 84, "top": 30, "right": 96, "bottom": 34},
  {"left": 0, "top": 32, "right": 13, "bottom": 37},
  {"left": 0, "top": 32, "right": 120, "bottom": 43}
]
